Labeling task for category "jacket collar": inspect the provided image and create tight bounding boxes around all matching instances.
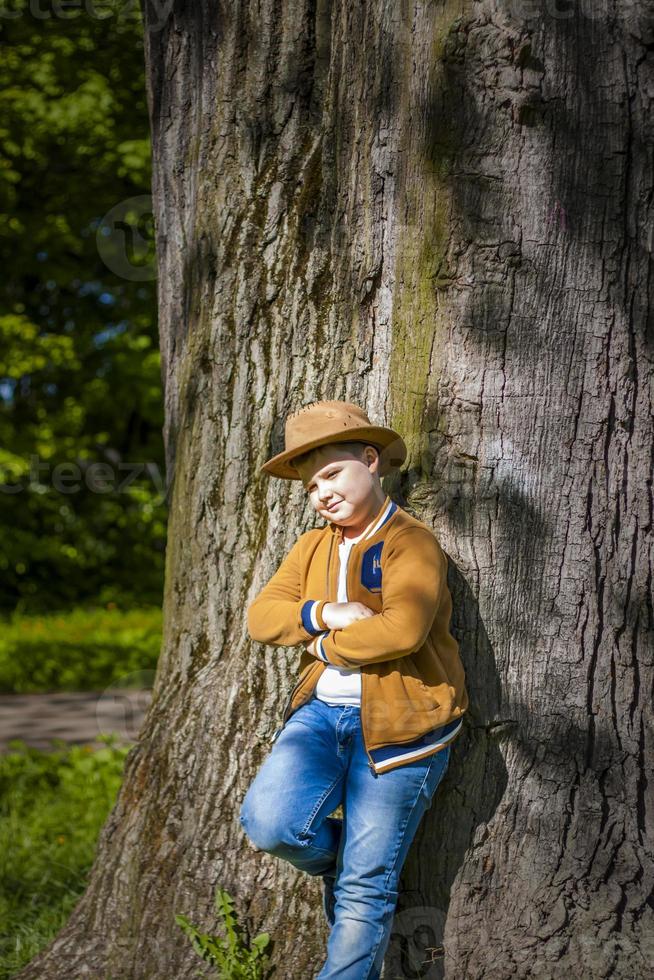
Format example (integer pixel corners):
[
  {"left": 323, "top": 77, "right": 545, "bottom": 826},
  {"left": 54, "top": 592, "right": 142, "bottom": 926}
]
[{"left": 328, "top": 493, "right": 395, "bottom": 545}]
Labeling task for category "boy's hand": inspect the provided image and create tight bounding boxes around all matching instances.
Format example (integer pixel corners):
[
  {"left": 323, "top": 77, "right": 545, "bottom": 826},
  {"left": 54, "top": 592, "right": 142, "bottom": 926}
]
[
  {"left": 302, "top": 602, "right": 376, "bottom": 661},
  {"left": 321, "top": 601, "right": 376, "bottom": 630}
]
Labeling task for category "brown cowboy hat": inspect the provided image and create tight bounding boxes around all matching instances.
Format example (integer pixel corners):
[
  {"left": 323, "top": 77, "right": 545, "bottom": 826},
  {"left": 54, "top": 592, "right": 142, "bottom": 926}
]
[{"left": 260, "top": 400, "right": 407, "bottom": 480}]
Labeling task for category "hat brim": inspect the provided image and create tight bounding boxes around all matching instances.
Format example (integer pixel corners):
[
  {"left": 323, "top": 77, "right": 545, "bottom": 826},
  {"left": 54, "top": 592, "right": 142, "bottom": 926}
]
[{"left": 260, "top": 426, "right": 407, "bottom": 481}]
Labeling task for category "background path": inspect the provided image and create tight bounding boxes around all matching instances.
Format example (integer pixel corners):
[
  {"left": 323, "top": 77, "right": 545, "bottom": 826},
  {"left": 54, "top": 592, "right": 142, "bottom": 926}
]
[{"left": 0, "top": 690, "right": 152, "bottom": 752}]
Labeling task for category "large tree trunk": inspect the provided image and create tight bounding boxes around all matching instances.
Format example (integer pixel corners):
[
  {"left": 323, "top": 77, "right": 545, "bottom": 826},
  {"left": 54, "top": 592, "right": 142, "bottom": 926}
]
[{"left": 20, "top": 0, "right": 652, "bottom": 977}]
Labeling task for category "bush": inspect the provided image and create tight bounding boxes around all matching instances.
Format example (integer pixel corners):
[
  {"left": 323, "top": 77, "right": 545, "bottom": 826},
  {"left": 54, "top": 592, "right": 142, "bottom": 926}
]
[
  {"left": 0, "top": 738, "right": 128, "bottom": 979},
  {"left": 0, "top": 605, "right": 161, "bottom": 693}
]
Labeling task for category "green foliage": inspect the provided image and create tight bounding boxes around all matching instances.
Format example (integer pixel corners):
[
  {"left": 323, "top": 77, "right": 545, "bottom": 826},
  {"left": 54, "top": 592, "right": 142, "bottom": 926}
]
[
  {"left": 0, "top": 1, "right": 166, "bottom": 615},
  {"left": 176, "top": 887, "right": 273, "bottom": 980},
  {"left": 0, "top": 604, "right": 161, "bottom": 692},
  {"left": 0, "top": 737, "right": 128, "bottom": 979}
]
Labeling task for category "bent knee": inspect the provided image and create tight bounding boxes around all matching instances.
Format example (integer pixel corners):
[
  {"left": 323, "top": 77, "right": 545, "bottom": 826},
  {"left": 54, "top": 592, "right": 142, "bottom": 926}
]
[{"left": 239, "top": 793, "right": 289, "bottom": 854}]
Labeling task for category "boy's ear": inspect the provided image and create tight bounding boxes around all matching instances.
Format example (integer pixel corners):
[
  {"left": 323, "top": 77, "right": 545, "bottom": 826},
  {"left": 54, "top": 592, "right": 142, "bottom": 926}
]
[{"left": 365, "top": 445, "right": 381, "bottom": 470}]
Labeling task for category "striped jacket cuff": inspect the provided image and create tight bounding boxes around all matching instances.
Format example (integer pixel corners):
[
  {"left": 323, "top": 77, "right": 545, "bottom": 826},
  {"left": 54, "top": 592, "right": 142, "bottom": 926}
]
[
  {"left": 310, "top": 632, "right": 331, "bottom": 662},
  {"left": 300, "top": 600, "right": 329, "bottom": 636}
]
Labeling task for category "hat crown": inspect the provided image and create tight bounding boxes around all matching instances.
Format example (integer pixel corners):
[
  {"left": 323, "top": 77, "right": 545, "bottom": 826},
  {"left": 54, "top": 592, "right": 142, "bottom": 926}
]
[
  {"left": 260, "top": 398, "right": 407, "bottom": 480},
  {"left": 285, "top": 400, "right": 371, "bottom": 452}
]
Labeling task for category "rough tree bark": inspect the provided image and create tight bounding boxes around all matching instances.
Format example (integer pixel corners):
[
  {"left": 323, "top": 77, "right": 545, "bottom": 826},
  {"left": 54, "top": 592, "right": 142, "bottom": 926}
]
[{"left": 19, "top": 0, "right": 652, "bottom": 978}]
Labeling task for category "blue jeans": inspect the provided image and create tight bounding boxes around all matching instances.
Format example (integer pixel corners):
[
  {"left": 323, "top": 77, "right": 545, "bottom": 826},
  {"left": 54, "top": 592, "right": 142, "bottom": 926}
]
[{"left": 239, "top": 694, "right": 451, "bottom": 979}]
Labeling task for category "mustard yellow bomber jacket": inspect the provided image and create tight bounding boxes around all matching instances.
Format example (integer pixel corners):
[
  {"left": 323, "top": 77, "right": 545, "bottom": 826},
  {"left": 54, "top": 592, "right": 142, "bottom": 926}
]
[{"left": 247, "top": 494, "right": 469, "bottom": 774}]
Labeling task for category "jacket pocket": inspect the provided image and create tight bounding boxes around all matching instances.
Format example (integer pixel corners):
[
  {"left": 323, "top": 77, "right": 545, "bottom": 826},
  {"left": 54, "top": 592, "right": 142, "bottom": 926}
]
[{"left": 397, "top": 657, "right": 442, "bottom": 712}]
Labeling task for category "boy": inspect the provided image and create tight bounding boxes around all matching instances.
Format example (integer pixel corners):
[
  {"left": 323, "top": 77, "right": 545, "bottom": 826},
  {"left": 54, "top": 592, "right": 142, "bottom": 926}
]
[{"left": 240, "top": 399, "right": 468, "bottom": 980}]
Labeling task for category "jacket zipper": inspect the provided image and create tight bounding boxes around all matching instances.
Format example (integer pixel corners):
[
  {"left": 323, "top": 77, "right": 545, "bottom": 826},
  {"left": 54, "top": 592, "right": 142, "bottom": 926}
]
[
  {"left": 360, "top": 671, "right": 376, "bottom": 773},
  {"left": 342, "top": 537, "right": 377, "bottom": 774},
  {"left": 326, "top": 534, "right": 333, "bottom": 596}
]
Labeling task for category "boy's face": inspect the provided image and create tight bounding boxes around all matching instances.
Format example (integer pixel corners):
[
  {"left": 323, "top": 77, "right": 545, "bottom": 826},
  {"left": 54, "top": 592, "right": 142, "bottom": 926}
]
[{"left": 295, "top": 443, "right": 383, "bottom": 527}]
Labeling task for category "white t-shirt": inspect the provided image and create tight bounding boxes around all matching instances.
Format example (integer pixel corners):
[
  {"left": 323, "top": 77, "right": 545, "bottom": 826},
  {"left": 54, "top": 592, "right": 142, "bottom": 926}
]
[{"left": 314, "top": 527, "right": 366, "bottom": 706}]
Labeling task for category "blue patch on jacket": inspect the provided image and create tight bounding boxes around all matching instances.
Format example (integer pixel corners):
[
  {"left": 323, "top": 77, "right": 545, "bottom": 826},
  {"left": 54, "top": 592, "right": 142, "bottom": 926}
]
[{"left": 361, "top": 542, "right": 383, "bottom": 592}]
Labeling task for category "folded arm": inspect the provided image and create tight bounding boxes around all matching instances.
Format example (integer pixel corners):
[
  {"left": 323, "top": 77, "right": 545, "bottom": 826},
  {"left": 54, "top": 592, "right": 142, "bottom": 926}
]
[
  {"left": 303, "top": 529, "right": 446, "bottom": 668},
  {"left": 247, "top": 535, "right": 331, "bottom": 646}
]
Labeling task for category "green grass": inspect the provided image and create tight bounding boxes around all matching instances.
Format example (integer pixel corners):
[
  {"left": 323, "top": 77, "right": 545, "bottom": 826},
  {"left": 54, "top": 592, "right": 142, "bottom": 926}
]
[
  {"left": 0, "top": 738, "right": 129, "bottom": 979},
  {"left": 0, "top": 605, "right": 162, "bottom": 693},
  {"left": 0, "top": 606, "right": 158, "bottom": 973}
]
